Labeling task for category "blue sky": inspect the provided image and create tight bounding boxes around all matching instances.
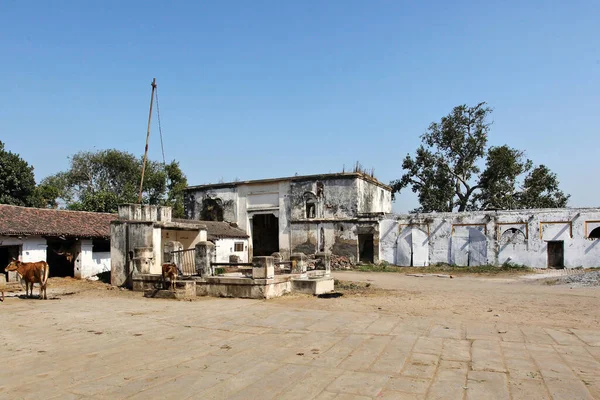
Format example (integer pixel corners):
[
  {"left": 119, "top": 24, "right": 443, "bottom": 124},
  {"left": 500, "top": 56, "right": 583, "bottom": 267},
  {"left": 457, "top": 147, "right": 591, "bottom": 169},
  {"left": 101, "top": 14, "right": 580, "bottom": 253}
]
[{"left": 1, "top": 1, "right": 598, "bottom": 212}]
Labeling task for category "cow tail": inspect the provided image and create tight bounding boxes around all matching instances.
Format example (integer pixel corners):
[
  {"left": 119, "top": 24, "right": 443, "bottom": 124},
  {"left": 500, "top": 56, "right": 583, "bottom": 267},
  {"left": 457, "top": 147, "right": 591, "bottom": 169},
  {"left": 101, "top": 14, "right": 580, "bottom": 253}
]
[{"left": 42, "top": 262, "right": 50, "bottom": 287}]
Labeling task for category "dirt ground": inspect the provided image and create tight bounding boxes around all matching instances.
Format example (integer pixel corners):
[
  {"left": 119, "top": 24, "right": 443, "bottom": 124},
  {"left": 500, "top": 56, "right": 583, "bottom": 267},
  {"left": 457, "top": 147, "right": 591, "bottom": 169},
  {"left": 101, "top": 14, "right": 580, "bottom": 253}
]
[
  {"left": 9, "top": 269, "right": 599, "bottom": 331},
  {"left": 271, "top": 271, "right": 600, "bottom": 330},
  {"left": 2, "top": 272, "right": 600, "bottom": 399}
]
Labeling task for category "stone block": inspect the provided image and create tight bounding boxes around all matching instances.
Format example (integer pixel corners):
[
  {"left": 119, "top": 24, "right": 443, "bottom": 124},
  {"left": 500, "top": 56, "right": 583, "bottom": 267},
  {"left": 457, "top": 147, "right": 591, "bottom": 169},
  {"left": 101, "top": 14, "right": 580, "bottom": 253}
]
[{"left": 252, "top": 256, "right": 274, "bottom": 279}]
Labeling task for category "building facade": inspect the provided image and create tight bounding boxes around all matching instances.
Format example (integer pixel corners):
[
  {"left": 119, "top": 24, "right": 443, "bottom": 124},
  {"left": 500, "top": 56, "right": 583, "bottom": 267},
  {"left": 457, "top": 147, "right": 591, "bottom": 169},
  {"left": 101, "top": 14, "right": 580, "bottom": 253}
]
[
  {"left": 184, "top": 173, "right": 393, "bottom": 262},
  {"left": 379, "top": 208, "right": 600, "bottom": 268},
  {"left": 0, "top": 204, "right": 116, "bottom": 279}
]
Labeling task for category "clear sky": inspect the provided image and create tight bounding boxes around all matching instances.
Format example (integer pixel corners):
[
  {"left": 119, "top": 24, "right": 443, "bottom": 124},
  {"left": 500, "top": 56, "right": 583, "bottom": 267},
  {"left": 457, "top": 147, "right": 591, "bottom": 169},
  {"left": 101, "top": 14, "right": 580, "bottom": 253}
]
[{"left": 1, "top": 1, "right": 598, "bottom": 212}]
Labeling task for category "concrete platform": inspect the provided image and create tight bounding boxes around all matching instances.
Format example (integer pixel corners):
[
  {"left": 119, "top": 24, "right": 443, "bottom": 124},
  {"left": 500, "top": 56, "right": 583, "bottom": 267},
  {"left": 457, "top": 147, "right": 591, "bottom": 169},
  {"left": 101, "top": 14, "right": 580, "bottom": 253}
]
[
  {"left": 292, "top": 277, "right": 335, "bottom": 295},
  {"left": 143, "top": 288, "right": 194, "bottom": 299},
  {"left": 132, "top": 273, "right": 334, "bottom": 299}
]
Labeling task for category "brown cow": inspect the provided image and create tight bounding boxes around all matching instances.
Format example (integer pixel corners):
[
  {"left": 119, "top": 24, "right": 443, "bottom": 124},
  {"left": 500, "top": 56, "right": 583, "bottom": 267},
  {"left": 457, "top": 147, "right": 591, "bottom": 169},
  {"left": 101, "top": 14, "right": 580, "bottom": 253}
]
[
  {"left": 5, "top": 259, "right": 50, "bottom": 300},
  {"left": 162, "top": 263, "right": 178, "bottom": 291}
]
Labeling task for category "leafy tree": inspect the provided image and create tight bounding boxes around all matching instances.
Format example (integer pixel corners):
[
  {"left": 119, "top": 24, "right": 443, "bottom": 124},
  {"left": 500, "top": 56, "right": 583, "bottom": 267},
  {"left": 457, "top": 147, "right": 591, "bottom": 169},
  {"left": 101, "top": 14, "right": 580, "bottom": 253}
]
[
  {"left": 391, "top": 103, "right": 569, "bottom": 212},
  {"left": 0, "top": 140, "right": 38, "bottom": 206},
  {"left": 473, "top": 145, "right": 532, "bottom": 210},
  {"left": 516, "top": 165, "right": 570, "bottom": 208},
  {"left": 42, "top": 149, "right": 188, "bottom": 216}
]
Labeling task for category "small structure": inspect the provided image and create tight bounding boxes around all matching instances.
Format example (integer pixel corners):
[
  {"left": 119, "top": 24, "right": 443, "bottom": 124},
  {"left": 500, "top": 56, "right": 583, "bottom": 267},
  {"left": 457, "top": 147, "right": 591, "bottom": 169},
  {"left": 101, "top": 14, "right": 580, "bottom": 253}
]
[
  {"left": 111, "top": 204, "right": 334, "bottom": 298},
  {"left": 184, "top": 172, "right": 392, "bottom": 264},
  {"left": 0, "top": 204, "right": 115, "bottom": 279},
  {"left": 110, "top": 204, "right": 207, "bottom": 287},
  {"left": 379, "top": 208, "right": 600, "bottom": 269}
]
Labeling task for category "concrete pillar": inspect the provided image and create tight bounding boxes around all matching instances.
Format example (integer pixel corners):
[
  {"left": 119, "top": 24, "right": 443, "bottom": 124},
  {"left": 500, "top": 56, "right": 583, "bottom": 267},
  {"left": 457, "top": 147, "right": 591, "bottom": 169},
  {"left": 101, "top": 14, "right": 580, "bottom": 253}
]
[
  {"left": 252, "top": 256, "right": 274, "bottom": 279},
  {"left": 271, "top": 252, "right": 282, "bottom": 271},
  {"left": 315, "top": 252, "right": 331, "bottom": 277},
  {"left": 74, "top": 240, "right": 94, "bottom": 279},
  {"left": 195, "top": 241, "right": 215, "bottom": 277},
  {"left": 290, "top": 253, "right": 307, "bottom": 277},
  {"left": 133, "top": 247, "right": 153, "bottom": 274}
]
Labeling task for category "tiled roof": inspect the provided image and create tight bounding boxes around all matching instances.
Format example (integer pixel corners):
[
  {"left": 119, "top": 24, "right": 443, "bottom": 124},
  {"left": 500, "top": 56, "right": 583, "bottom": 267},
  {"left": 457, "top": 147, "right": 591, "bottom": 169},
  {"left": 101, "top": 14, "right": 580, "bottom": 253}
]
[
  {"left": 0, "top": 204, "right": 117, "bottom": 238},
  {"left": 172, "top": 219, "right": 248, "bottom": 240}
]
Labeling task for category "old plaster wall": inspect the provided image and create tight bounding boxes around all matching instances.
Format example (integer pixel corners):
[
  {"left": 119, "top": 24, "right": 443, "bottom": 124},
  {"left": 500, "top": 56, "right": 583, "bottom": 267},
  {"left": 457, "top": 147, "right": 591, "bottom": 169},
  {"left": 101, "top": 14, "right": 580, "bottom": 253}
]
[
  {"left": 379, "top": 208, "right": 600, "bottom": 268},
  {"left": 161, "top": 229, "right": 204, "bottom": 250},
  {"left": 185, "top": 176, "right": 391, "bottom": 262},
  {"left": 184, "top": 187, "right": 238, "bottom": 223},
  {"left": 357, "top": 179, "right": 393, "bottom": 214}
]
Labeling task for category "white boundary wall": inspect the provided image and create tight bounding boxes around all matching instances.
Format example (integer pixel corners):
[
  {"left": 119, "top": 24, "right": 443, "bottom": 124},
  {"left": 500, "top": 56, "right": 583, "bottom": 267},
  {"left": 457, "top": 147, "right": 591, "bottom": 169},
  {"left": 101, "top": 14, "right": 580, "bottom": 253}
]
[{"left": 379, "top": 208, "right": 600, "bottom": 269}]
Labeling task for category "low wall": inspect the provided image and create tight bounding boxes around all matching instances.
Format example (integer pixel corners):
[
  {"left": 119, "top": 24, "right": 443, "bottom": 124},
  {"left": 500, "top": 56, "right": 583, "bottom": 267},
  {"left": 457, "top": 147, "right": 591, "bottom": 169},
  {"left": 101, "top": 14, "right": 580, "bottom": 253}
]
[{"left": 131, "top": 273, "right": 333, "bottom": 299}]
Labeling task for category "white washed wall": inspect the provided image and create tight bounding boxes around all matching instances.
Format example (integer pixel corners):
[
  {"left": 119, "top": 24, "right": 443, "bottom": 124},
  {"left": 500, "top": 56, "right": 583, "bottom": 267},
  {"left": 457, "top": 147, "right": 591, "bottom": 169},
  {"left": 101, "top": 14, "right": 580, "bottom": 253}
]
[
  {"left": 379, "top": 208, "right": 600, "bottom": 269},
  {"left": 214, "top": 238, "right": 249, "bottom": 263}
]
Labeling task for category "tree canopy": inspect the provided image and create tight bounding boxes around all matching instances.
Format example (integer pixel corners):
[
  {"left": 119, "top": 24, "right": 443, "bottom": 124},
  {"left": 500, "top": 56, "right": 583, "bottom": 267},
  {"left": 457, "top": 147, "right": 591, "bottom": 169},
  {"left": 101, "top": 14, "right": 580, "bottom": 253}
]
[
  {"left": 391, "top": 103, "right": 569, "bottom": 212},
  {"left": 41, "top": 149, "right": 188, "bottom": 216},
  {"left": 0, "top": 140, "right": 39, "bottom": 207}
]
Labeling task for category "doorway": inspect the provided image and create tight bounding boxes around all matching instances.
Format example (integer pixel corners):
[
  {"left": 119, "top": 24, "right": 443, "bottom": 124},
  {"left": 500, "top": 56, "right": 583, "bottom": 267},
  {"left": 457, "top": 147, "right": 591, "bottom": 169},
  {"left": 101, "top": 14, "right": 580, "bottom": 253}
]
[
  {"left": 251, "top": 214, "right": 279, "bottom": 256},
  {"left": 0, "top": 245, "right": 21, "bottom": 279},
  {"left": 547, "top": 241, "right": 564, "bottom": 269},
  {"left": 358, "top": 234, "right": 374, "bottom": 263},
  {"left": 46, "top": 239, "right": 77, "bottom": 277}
]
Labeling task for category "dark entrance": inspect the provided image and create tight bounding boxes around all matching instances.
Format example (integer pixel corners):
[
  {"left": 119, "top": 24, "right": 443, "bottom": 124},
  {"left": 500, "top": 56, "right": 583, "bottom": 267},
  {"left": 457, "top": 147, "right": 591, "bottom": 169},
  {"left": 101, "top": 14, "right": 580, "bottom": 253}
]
[
  {"left": 547, "top": 241, "right": 564, "bottom": 269},
  {"left": 358, "top": 234, "right": 374, "bottom": 263},
  {"left": 252, "top": 214, "right": 279, "bottom": 256},
  {"left": 0, "top": 245, "right": 20, "bottom": 279},
  {"left": 46, "top": 239, "right": 77, "bottom": 277}
]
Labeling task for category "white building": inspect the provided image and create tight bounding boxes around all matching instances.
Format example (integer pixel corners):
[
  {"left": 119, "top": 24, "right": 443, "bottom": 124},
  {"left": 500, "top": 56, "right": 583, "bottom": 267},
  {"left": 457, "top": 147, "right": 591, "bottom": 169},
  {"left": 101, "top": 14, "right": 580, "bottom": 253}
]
[
  {"left": 200, "top": 221, "right": 249, "bottom": 263},
  {"left": 183, "top": 172, "right": 393, "bottom": 263},
  {"left": 379, "top": 208, "right": 600, "bottom": 269},
  {"left": 0, "top": 204, "right": 116, "bottom": 279}
]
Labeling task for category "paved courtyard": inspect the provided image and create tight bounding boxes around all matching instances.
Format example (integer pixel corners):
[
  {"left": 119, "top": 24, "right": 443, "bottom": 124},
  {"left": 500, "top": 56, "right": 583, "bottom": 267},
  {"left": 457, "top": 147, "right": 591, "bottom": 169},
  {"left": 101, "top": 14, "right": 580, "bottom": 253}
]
[{"left": 1, "top": 272, "right": 600, "bottom": 399}]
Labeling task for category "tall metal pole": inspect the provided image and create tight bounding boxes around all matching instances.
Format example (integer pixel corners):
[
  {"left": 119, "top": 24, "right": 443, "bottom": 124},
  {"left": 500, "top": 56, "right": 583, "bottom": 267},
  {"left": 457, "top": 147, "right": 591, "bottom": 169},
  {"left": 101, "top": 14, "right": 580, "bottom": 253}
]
[{"left": 138, "top": 78, "right": 157, "bottom": 203}]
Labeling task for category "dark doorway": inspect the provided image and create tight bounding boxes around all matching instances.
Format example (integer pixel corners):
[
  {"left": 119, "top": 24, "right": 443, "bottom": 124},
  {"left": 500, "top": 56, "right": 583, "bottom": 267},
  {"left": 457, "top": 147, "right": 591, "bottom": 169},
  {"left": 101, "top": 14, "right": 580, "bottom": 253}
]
[
  {"left": 0, "top": 245, "right": 20, "bottom": 279},
  {"left": 252, "top": 214, "right": 279, "bottom": 256},
  {"left": 46, "top": 239, "right": 77, "bottom": 277},
  {"left": 358, "top": 234, "right": 374, "bottom": 263},
  {"left": 589, "top": 227, "right": 600, "bottom": 239},
  {"left": 547, "top": 241, "right": 564, "bottom": 269}
]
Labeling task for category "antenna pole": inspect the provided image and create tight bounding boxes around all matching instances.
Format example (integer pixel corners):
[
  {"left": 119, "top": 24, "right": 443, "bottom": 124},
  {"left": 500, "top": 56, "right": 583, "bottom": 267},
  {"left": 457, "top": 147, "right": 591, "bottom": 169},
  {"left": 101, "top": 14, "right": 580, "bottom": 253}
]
[{"left": 138, "top": 78, "right": 157, "bottom": 203}]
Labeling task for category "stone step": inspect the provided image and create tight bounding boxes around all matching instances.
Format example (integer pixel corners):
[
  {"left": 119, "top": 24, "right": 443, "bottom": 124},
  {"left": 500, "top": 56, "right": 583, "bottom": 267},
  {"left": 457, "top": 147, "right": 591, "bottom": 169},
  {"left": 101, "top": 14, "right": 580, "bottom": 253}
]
[{"left": 143, "top": 288, "right": 193, "bottom": 300}]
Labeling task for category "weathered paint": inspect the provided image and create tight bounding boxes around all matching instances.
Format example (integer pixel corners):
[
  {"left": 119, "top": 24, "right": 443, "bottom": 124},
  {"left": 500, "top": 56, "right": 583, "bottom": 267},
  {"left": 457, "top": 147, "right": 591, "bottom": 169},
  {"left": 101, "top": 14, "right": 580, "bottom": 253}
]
[
  {"left": 379, "top": 208, "right": 600, "bottom": 268},
  {"left": 184, "top": 174, "right": 392, "bottom": 261}
]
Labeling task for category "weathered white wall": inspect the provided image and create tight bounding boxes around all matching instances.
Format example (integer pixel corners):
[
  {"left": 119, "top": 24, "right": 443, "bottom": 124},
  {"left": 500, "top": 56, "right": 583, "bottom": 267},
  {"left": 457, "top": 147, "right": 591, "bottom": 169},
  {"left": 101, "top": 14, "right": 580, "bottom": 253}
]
[
  {"left": 74, "top": 240, "right": 111, "bottom": 279},
  {"left": 0, "top": 236, "right": 47, "bottom": 263},
  {"left": 379, "top": 208, "right": 600, "bottom": 268},
  {"left": 213, "top": 238, "right": 249, "bottom": 263},
  {"left": 91, "top": 252, "right": 111, "bottom": 274},
  {"left": 185, "top": 175, "right": 392, "bottom": 261}
]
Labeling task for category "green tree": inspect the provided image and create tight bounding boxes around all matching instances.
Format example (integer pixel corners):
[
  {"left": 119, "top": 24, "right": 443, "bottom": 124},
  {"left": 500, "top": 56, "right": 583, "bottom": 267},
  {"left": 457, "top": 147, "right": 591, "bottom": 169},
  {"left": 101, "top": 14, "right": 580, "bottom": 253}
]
[
  {"left": 516, "top": 165, "right": 570, "bottom": 209},
  {"left": 391, "top": 103, "right": 569, "bottom": 212},
  {"left": 42, "top": 149, "right": 188, "bottom": 216},
  {"left": 0, "top": 140, "right": 38, "bottom": 206}
]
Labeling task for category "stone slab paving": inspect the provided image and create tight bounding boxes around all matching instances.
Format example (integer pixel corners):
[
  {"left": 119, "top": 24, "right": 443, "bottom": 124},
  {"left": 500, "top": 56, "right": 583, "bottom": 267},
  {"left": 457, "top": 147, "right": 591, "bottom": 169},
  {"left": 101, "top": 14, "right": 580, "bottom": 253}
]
[{"left": 1, "top": 295, "right": 599, "bottom": 399}]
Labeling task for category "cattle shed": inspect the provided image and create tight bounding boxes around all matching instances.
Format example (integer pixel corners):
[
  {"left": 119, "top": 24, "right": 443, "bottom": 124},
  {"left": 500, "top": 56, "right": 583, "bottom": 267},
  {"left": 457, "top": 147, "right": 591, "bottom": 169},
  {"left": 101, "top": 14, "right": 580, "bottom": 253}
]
[{"left": 0, "top": 204, "right": 117, "bottom": 280}]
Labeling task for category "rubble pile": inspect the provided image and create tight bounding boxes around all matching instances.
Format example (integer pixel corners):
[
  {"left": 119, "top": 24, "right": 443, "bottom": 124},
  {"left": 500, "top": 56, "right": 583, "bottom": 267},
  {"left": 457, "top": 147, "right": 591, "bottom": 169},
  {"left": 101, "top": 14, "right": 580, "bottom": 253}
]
[{"left": 331, "top": 255, "right": 354, "bottom": 270}]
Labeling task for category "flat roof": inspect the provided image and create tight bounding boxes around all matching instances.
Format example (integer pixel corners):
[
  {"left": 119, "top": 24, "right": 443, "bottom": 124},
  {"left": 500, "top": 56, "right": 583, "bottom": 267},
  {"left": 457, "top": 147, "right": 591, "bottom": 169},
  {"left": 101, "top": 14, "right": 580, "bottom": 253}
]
[{"left": 185, "top": 172, "right": 392, "bottom": 191}]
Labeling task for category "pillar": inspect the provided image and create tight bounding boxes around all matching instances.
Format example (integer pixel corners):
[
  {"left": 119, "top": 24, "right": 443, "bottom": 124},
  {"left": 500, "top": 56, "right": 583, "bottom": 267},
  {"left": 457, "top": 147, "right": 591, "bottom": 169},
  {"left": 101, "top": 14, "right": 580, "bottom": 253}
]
[
  {"left": 252, "top": 256, "right": 274, "bottom": 279},
  {"left": 195, "top": 241, "right": 215, "bottom": 277},
  {"left": 290, "top": 252, "right": 307, "bottom": 277},
  {"left": 315, "top": 252, "right": 331, "bottom": 277}
]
